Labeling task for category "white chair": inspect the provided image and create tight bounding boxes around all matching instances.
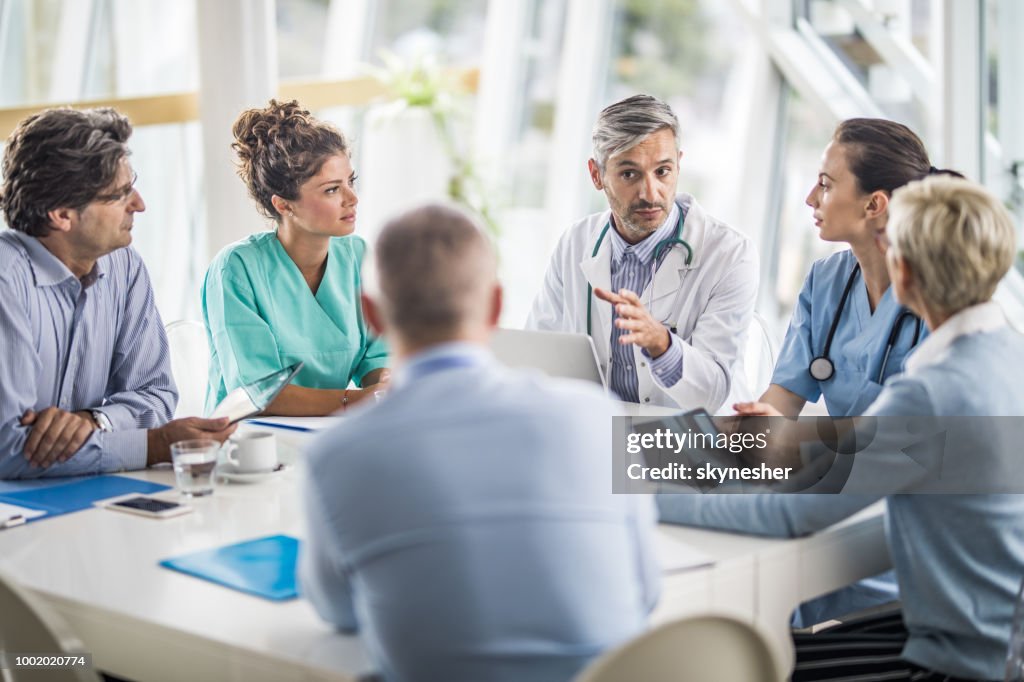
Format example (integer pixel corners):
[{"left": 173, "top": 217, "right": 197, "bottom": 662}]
[
  {"left": 0, "top": 570, "right": 101, "bottom": 682},
  {"left": 164, "top": 320, "right": 210, "bottom": 418},
  {"left": 744, "top": 312, "right": 779, "bottom": 400},
  {"left": 574, "top": 614, "right": 781, "bottom": 682}
]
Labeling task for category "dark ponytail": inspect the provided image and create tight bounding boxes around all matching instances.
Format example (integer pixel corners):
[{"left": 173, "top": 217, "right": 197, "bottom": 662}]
[
  {"left": 833, "top": 118, "right": 963, "bottom": 195},
  {"left": 928, "top": 165, "right": 966, "bottom": 179}
]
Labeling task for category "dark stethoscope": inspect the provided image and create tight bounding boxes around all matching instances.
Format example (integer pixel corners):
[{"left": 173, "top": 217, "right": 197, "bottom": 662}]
[
  {"left": 808, "top": 263, "right": 922, "bottom": 383},
  {"left": 586, "top": 208, "right": 693, "bottom": 336}
]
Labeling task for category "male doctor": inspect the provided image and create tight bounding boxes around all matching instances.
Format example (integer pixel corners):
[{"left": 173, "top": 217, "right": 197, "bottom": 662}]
[{"left": 527, "top": 94, "right": 758, "bottom": 412}]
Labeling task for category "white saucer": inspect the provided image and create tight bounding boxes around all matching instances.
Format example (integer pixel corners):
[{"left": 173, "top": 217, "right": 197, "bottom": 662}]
[{"left": 217, "top": 462, "right": 291, "bottom": 484}]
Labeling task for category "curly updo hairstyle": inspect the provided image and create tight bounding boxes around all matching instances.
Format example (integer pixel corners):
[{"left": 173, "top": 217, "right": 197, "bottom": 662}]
[
  {"left": 1, "top": 107, "right": 132, "bottom": 237},
  {"left": 231, "top": 99, "right": 349, "bottom": 221}
]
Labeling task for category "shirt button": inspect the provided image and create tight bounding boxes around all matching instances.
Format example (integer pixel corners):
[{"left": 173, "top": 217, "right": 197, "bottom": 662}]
[
  {"left": 644, "top": 397, "right": 651, "bottom": 403},
  {"left": 640, "top": 361, "right": 647, "bottom": 368},
  {"left": 624, "top": 364, "right": 632, "bottom": 371}
]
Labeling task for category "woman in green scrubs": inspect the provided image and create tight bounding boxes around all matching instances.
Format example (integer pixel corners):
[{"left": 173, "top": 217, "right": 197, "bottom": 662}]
[{"left": 202, "top": 100, "right": 389, "bottom": 416}]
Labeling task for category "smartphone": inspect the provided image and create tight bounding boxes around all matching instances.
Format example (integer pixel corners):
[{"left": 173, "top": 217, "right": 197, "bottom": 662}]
[
  {"left": 97, "top": 495, "right": 192, "bottom": 519},
  {"left": 679, "top": 407, "right": 721, "bottom": 438},
  {"left": 633, "top": 407, "right": 735, "bottom": 470}
]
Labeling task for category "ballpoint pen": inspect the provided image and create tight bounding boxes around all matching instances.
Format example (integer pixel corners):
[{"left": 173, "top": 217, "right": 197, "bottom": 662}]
[
  {"left": 245, "top": 420, "right": 314, "bottom": 433},
  {"left": 0, "top": 514, "right": 26, "bottom": 530}
]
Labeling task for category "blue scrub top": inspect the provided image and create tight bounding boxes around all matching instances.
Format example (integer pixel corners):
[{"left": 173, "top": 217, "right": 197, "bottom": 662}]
[
  {"left": 202, "top": 231, "right": 389, "bottom": 414},
  {"left": 770, "top": 248, "right": 928, "bottom": 626},
  {"left": 771, "top": 249, "right": 927, "bottom": 417}
]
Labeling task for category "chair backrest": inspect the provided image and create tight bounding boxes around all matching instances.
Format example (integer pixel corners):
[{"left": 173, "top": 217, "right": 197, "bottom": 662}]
[
  {"left": 0, "top": 570, "right": 102, "bottom": 682},
  {"left": 744, "top": 312, "right": 779, "bottom": 399},
  {"left": 574, "top": 614, "right": 781, "bottom": 682},
  {"left": 165, "top": 320, "right": 210, "bottom": 418},
  {"left": 1006, "top": 575, "right": 1024, "bottom": 681}
]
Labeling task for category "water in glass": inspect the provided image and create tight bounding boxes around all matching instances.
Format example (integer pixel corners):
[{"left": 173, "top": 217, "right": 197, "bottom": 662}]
[{"left": 171, "top": 439, "right": 218, "bottom": 497}]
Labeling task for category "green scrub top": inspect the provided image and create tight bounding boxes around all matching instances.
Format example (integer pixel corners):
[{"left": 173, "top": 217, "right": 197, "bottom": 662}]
[{"left": 201, "top": 231, "right": 389, "bottom": 414}]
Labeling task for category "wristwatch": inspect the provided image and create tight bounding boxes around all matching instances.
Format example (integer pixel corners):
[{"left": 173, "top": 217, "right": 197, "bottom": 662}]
[{"left": 90, "top": 410, "right": 113, "bottom": 432}]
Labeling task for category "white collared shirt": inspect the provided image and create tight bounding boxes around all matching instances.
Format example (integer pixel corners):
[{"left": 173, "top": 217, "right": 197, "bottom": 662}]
[{"left": 905, "top": 301, "right": 1007, "bottom": 373}]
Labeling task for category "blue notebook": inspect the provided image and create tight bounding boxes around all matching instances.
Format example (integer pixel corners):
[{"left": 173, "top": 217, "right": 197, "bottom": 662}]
[
  {"left": 159, "top": 535, "right": 300, "bottom": 601},
  {"left": 0, "top": 475, "right": 170, "bottom": 519}
]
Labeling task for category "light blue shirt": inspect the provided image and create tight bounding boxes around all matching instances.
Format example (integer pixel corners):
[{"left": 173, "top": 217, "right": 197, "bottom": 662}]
[
  {"left": 607, "top": 203, "right": 685, "bottom": 401},
  {"left": 773, "top": 249, "right": 926, "bottom": 416},
  {"left": 300, "top": 343, "right": 660, "bottom": 682},
  {"left": 658, "top": 304, "right": 1024, "bottom": 680},
  {"left": 0, "top": 231, "right": 177, "bottom": 479}
]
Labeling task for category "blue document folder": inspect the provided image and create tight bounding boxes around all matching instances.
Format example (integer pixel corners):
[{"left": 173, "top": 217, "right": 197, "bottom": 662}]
[
  {"left": 0, "top": 475, "right": 170, "bottom": 518},
  {"left": 159, "top": 535, "right": 300, "bottom": 601}
]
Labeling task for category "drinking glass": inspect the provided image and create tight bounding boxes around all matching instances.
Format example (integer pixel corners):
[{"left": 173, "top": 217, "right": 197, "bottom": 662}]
[{"left": 170, "top": 439, "right": 219, "bottom": 497}]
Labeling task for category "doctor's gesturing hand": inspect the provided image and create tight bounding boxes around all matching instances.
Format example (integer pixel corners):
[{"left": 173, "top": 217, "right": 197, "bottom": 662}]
[{"left": 594, "top": 287, "right": 671, "bottom": 358}]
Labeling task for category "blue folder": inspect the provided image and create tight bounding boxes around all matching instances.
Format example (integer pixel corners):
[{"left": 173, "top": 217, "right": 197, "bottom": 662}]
[
  {"left": 159, "top": 535, "right": 300, "bottom": 601},
  {"left": 0, "top": 475, "right": 170, "bottom": 518}
]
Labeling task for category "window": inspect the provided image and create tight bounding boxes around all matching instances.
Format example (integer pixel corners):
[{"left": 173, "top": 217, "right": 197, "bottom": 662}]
[{"left": 0, "top": 0, "right": 203, "bottom": 321}]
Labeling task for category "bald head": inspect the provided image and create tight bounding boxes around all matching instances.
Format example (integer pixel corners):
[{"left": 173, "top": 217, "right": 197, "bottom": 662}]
[{"left": 365, "top": 203, "right": 500, "bottom": 351}]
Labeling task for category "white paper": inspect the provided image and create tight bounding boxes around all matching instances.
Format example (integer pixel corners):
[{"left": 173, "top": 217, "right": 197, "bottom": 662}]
[
  {"left": 656, "top": 534, "right": 715, "bottom": 573},
  {"left": 210, "top": 386, "right": 259, "bottom": 422},
  {"left": 0, "top": 502, "right": 47, "bottom": 523}
]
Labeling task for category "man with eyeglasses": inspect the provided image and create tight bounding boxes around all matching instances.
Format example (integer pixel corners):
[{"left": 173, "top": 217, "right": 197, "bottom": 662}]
[{"left": 0, "top": 107, "right": 234, "bottom": 479}]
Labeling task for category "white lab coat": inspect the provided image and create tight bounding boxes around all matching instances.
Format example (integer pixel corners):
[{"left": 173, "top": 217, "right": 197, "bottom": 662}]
[{"left": 526, "top": 193, "right": 758, "bottom": 413}]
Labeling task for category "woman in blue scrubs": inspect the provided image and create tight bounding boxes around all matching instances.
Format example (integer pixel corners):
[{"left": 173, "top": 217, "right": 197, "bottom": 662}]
[
  {"left": 735, "top": 119, "right": 959, "bottom": 625},
  {"left": 202, "top": 100, "right": 389, "bottom": 416},
  {"left": 738, "top": 118, "right": 953, "bottom": 420}
]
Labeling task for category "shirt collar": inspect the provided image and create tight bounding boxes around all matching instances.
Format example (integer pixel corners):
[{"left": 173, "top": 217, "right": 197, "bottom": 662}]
[
  {"left": 394, "top": 341, "right": 492, "bottom": 388},
  {"left": 608, "top": 201, "right": 680, "bottom": 268},
  {"left": 905, "top": 301, "right": 1007, "bottom": 373},
  {"left": 10, "top": 231, "right": 106, "bottom": 288}
]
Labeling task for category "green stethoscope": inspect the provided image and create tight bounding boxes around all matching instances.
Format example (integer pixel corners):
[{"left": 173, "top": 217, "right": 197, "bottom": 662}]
[{"left": 585, "top": 207, "right": 694, "bottom": 336}]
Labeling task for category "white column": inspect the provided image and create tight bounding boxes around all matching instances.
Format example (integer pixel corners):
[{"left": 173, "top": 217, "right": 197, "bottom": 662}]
[
  {"left": 544, "top": 0, "right": 613, "bottom": 252},
  {"left": 48, "top": 0, "right": 95, "bottom": 100},
  {"left": 940, "top": 0, "right": 983, "bottom": 180},
  {"left": 321, "top": 0, "right": 373, "bottom": 76},
  {"left": 725, "top": 0, "right": 793, "bottom": 318},
  {"left": 196, "top": 0, "right": 278, "bottom": 257},
  {"left": 473, "top": 0, "right": 531, "bottom": 164},
  {"left": 998, "top": 0, "right": 1024, "bottom": 198}
]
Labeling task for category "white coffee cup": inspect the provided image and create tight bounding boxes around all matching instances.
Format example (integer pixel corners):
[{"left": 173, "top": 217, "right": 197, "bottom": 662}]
[{"left": 224, "top": 431, "right": 278, "bottom": 473}]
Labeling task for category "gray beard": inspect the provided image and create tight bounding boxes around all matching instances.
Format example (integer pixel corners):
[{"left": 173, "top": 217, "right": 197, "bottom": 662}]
[{"left": 616, "top": 214, "right": 658, "bottom": 240}]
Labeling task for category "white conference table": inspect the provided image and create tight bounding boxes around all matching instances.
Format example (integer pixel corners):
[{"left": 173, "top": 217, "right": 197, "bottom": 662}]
[{"left": 0, "top": 420, "right": 891, "bottom": 682}]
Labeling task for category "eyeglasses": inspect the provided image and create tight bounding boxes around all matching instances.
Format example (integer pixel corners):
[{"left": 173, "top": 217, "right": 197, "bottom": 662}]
[{"left": 93, "top": 172, "right": 139, "bottom": 204}]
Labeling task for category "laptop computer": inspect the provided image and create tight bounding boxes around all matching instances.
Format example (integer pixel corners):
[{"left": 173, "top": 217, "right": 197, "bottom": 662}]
[{"left": 489, "top": 328, "right": 607, "bottom": 389}]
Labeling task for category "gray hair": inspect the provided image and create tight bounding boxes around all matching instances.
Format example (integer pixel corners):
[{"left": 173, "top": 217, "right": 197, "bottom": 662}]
[
  {"left": 888, "top": 176, "right": 1017, "bottom": 316},
  {"left": 368, "top": 203, "right": 497, "bottom": 345},
  {"left": 591, "top": 94, "right": 680, "bottom": 172},
  {"left": 1, "top": 107, "right": 132, "bottom": 237}
]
